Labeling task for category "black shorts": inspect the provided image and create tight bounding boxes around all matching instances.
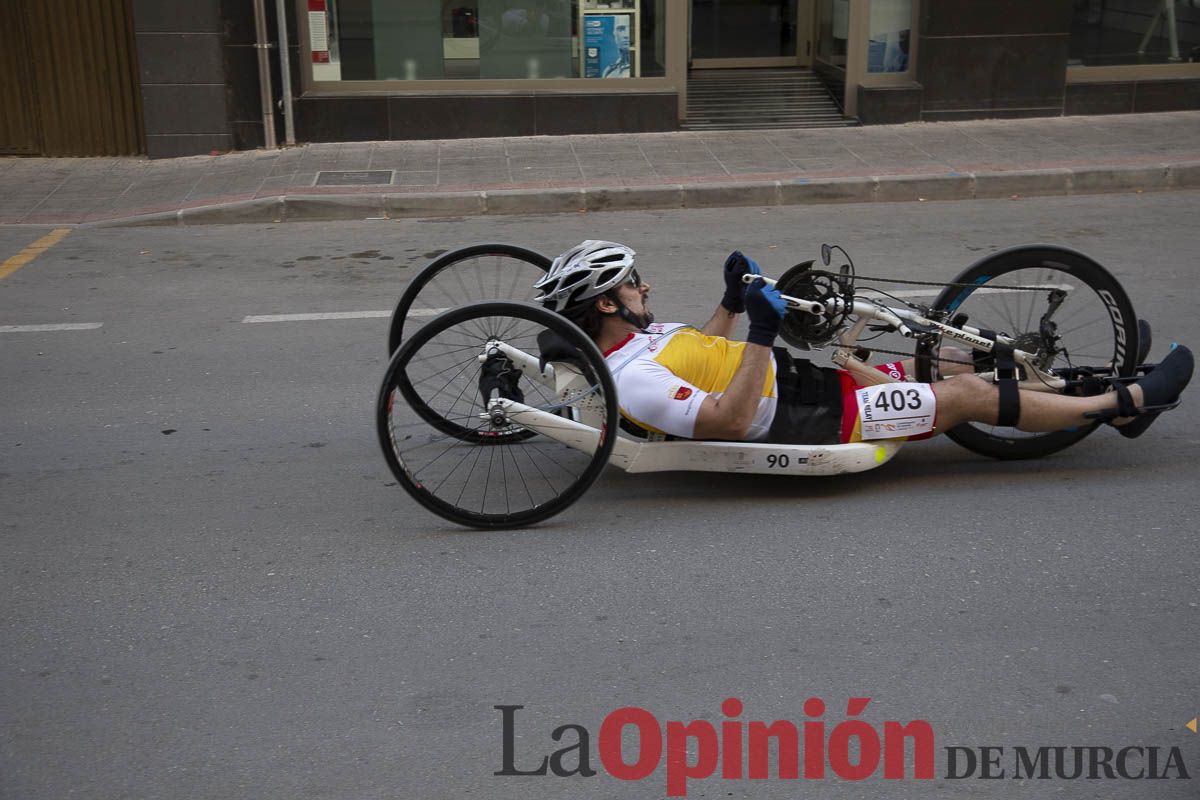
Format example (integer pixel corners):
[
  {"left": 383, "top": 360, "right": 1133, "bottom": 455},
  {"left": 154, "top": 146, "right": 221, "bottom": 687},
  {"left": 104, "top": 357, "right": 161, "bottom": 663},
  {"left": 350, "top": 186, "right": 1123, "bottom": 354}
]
[{"left": 765, "top": 347, "right": 844, "bottom": 445}]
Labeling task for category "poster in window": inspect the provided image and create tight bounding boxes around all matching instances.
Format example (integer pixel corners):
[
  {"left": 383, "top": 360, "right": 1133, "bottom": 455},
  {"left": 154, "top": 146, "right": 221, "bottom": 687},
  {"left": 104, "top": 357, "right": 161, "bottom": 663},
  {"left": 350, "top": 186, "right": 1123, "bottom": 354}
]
[
  {"left": 584, "top": 13, "right": 631, "bottom": 78},
  {"left": 867, "top": 0, "right": 910, "bottom": 73}
]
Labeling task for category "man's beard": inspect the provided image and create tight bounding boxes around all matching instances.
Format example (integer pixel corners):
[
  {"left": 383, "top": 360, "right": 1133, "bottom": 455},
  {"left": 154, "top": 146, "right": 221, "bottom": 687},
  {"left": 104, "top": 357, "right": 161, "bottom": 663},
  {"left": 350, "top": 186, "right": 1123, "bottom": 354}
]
[{"left": 617, "top": 304, "right": 654, "bottom": 330}]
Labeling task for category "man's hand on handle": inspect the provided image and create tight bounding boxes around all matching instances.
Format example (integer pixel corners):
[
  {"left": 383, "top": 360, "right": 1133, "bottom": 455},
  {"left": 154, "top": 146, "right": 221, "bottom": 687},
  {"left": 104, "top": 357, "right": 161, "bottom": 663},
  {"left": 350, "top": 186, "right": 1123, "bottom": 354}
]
[
  {"left": 720, "top": 250, "right": 760, "bottom": 314},
  {"left": 744, "top": 277, "right": 787, "bottom": 347}
]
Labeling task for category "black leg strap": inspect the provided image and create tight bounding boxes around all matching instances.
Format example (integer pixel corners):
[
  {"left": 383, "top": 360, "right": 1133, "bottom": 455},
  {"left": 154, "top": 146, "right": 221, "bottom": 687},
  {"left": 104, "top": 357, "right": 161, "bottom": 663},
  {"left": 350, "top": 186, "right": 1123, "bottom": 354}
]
[
  {"left": 973, "top": 328, "right": 996, "bottom": 372},
  {"left": 997, "top": 381, "right": 1020, "bottom": 427},
  {"left": 992, "top": 341, "right": 1021, "bottom": 428}
]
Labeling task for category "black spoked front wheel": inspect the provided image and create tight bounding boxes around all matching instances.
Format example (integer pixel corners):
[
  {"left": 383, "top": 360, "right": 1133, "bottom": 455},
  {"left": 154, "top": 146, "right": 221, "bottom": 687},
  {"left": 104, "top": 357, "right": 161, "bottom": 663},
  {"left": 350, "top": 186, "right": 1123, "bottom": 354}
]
[
  {"left": 387, "top": 243, "right": 552, "bottom": 356},
  {"left": 378, "top": 301, "right": 617, "bottom": 529},
  {"left": 915, "top": 245, "right": 1139, "bottom": 460}
]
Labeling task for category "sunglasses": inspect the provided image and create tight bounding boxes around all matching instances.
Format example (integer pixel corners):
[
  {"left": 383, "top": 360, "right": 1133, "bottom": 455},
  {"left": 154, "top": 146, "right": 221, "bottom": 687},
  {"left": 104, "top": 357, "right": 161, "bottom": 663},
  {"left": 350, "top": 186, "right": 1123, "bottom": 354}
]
[{"left": 625, "top": 268, "right": 642, "bottom": 288}]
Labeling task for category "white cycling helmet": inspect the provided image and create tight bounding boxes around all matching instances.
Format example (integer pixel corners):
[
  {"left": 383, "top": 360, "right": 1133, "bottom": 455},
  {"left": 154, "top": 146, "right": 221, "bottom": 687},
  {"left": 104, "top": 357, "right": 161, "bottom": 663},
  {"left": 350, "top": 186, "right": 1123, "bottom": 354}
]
[{"left": 534, "top": 240, "right": 638, "bottom": 314}]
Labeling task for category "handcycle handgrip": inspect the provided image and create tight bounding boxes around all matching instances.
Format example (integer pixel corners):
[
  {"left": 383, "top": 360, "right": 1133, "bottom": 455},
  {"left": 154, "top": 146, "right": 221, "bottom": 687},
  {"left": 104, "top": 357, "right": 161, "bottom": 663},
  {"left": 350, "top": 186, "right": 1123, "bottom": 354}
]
[
  {"left": 740, "top": 273, "right": 823, "bottom": 316},
  {"left": 743, "top": 272, "right": 914, "bottom": 336}
]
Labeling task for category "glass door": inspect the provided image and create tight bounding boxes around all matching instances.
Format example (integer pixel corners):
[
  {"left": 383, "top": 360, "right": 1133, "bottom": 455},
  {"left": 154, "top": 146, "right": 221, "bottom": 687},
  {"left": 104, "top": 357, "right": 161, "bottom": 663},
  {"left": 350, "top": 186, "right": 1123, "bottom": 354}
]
[
  {"left": 814, "top": 0, "right": 848, "bottom": 71},
  {"left": 690, "top": 0, "right": 810, "bottom": 67}
]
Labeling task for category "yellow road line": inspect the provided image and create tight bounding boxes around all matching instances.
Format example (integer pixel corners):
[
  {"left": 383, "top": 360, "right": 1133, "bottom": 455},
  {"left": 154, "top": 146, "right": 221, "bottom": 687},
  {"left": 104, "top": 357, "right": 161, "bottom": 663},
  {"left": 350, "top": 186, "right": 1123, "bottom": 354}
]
[{"left": 0, "top": 228, "right": 72, "bottom": 281}]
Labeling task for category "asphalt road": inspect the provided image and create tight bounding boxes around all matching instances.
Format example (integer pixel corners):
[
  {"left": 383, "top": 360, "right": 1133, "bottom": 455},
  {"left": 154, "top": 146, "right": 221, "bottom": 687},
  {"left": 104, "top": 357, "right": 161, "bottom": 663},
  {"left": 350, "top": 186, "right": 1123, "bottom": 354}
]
[{"left": 3, "top": 192, "right": 1199, "bottom": 799}]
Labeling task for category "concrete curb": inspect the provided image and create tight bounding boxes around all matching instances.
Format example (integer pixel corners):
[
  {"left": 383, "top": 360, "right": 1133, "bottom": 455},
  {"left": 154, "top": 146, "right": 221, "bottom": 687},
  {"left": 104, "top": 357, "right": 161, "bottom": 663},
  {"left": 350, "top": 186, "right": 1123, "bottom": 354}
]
[
  {"left": 96, "top": 209, "right": 182, "bottom": 227},
  {"left": 1069, "top": 164, "right": 1170, "bottom": 195},
  {"left": 84, "top": 160, "right": 1200, "bottom": 227},
  {"left": 585, "top": 185, "right": 684, "bottom": 211},
  {"left": 485, "top": 188, "right": 585, "bottom": 215},
  {"left": 386, "top": 191, "right": 485, "bottom": 217},
  {"left": 682, "top": 181, "right": 780, "bottom": 208},
  {"left": 973, "top": 169, "right": 1072, "bottom": 199},
  {"left": 281, "top": 194, "right": 381, "bottom": 221},
  {"left": 182, "top": 197, "right": 284, "bottom": 225},
  {"left": 876, "top": 173, "right": 972, "bottom": 203},
  {"left": 1168, "top": 159, "right": 1200, "bottom": 188},
  {"left": 780, "top": 176, "right": 877, "bottom": 204}
]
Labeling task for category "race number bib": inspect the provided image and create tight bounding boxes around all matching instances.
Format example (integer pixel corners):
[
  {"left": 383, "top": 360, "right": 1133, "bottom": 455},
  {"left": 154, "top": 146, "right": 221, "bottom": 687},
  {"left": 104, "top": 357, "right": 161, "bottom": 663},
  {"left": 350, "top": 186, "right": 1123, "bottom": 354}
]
[{"left": 855, "top": 383, "right": 937, "bottom": 440}]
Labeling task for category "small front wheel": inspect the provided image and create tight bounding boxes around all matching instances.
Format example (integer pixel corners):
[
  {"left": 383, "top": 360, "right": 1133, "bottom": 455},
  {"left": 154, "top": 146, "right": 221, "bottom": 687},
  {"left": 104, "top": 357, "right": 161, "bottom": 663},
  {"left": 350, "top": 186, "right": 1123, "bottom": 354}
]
[
  {"left": 378, "top": 301, "right": 618, "bottom": 529},
  {"left": 914, "top": 245, "right": 1139, "bottom": 460}
]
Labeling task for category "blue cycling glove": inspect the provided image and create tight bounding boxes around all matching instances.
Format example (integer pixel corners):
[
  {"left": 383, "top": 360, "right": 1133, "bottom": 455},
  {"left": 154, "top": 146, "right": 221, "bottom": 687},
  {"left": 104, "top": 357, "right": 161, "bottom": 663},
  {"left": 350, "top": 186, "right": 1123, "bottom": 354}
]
[
  {"left": 721, "top": 250, "right": 760, "bottom": 314},
  {"left": 744, "top": 278, "right": 787, "bottom": 347}
]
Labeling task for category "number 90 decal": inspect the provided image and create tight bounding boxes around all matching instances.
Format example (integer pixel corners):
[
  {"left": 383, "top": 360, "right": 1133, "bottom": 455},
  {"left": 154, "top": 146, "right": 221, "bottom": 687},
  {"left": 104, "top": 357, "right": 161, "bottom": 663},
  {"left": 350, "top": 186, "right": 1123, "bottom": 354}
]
[{"left": 764, "top": 453, "right": 812, "bottom": 468}]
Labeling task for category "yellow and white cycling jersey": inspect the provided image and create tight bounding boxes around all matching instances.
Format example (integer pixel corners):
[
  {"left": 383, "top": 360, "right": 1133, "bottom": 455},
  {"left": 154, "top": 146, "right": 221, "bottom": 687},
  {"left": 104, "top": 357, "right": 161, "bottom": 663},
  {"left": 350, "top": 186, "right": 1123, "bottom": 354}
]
[{"left": 603, "top": 323, "right": 778, "bottom": 440}]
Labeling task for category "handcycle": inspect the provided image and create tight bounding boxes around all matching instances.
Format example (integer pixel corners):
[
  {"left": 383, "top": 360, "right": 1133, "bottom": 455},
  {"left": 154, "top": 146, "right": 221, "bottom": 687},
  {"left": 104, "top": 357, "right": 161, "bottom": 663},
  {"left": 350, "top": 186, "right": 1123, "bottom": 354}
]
[{"left": 377, "top": 242, "right": 1156, "bottom": 529}]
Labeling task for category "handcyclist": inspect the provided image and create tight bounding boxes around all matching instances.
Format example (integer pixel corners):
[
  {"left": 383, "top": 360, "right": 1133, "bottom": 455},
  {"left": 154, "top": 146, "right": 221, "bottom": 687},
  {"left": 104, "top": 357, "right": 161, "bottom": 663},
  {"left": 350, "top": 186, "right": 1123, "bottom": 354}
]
[{"left": 532, "top": 240, "right": 1193, "bottom": 445}]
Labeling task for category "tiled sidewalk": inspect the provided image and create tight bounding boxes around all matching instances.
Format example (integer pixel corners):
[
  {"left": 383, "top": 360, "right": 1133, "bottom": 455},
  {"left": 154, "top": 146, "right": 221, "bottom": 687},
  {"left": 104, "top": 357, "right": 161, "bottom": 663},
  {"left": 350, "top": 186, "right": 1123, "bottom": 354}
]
[{"left": 2, "top": 111, "right": 1199, "bottom": 225}]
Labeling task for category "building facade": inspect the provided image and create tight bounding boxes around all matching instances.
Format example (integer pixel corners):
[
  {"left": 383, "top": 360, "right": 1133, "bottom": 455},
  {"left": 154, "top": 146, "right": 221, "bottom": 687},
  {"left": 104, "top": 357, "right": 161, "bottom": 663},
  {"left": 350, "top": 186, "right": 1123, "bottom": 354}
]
[{"left": 2, "top": 0, "right": 1198, "bottom": 158}]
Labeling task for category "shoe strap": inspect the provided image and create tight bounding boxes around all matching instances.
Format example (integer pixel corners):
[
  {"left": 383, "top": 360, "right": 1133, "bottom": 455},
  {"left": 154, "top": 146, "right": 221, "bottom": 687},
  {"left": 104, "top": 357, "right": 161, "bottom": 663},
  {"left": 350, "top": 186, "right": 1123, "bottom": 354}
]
[{"left": 1113, "top": 382, "right": 1139, "bottom": 417}]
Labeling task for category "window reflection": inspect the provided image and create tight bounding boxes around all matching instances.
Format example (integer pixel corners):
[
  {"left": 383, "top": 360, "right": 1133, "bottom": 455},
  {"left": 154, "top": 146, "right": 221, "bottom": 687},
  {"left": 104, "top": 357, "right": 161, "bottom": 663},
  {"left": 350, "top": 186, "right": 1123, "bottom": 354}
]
[
  {"left": 320, "top": 0, "right": 664, "bottom": 81},
  {"left": 479, "top": 0, "right": 574, "bottom": 78},
  {"left": 867, "top": 0, "right": 910, "bottom": 73},
  {"left": 816, "top": 0, "right": 848, "bottom": 67},
  {"left": 1070, "top": 0, "right": 1200, "bottom": 66}
]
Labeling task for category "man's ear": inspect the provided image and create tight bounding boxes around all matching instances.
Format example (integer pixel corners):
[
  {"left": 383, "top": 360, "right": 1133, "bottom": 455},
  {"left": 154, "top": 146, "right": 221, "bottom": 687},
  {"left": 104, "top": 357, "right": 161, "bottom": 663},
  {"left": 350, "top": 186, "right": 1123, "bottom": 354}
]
[{"left": 594, "top": 293, "right": 618, "bottom": 314}]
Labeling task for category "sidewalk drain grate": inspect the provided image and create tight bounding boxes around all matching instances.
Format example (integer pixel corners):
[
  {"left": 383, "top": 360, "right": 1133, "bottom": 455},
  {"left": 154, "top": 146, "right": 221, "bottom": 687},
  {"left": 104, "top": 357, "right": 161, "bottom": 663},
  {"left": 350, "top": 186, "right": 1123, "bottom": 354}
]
[{"left": 314, "top": 170, "right": 395, "bottom": 186}]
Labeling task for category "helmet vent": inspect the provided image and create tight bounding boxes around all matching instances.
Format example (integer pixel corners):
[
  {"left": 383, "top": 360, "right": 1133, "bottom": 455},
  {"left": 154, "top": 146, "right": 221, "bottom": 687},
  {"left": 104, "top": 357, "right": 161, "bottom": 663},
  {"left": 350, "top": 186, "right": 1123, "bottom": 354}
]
[{"left": 533, "top": 240, "right": 637, "bottom": 313}]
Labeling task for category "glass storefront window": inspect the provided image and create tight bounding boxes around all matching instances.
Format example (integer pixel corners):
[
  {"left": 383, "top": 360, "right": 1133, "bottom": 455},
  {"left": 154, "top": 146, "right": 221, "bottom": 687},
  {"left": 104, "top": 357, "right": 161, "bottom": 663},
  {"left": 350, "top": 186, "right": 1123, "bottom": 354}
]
[
  {"left": 816, "top": 0, "right": 849, "bottom": 67},
  {"left": 867, "top": 0, "right": 910, "bottom": 73},
  {"left": 310, "top": 0, "right": 666, "bottom": 81},
  {"left": 1069, "top": 0, "right": 1200, "bottom": 66}
]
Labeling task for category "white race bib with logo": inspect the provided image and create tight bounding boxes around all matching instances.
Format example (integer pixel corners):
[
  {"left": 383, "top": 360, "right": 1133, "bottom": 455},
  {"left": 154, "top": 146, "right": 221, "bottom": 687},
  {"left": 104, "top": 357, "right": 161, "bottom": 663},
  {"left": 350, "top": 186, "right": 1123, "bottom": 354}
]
[{"left": 855, "top": 382, "right": 937, "bottom": 439}]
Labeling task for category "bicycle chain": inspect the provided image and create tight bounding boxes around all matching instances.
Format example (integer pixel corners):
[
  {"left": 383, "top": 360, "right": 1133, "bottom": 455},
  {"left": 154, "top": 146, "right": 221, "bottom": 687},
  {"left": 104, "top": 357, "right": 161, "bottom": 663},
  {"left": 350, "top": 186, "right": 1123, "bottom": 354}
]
[
  {"left": 801, "top": 271, "right": 1062, "bottom": 368},
  {"left": 846, "top": 273, "right": 1056, "bottom": 292}
]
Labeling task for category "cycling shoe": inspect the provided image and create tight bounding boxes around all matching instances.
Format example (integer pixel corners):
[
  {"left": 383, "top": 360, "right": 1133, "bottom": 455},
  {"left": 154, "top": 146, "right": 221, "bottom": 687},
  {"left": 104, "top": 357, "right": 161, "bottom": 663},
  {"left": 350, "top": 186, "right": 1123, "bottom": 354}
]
[
  {"left": 1137, "top": 319, "right": 1152, "bottom": 365},
  {"left": 1112, "top": 344, "right": 1193, "bottom": 439}
]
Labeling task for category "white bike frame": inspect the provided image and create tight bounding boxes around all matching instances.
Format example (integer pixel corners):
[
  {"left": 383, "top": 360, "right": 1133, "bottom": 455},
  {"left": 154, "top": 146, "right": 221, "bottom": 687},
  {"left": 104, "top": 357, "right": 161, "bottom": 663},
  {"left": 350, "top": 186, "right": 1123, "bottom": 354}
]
[
  {"left": 475, "top": 276, "right": 1071, "bottom": 476},
  {"left": 756, "top": 274, "right": 1072, "bottom": 394}
]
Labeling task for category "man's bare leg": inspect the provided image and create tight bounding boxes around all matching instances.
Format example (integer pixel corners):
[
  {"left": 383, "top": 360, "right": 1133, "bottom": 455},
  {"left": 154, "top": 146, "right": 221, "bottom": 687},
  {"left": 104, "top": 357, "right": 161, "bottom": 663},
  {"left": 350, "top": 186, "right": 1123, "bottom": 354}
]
[
  {"left": 888, "top": 346, "right": 974, "bottom": 382},
  {"left": 930, "top": 374, "right": 1145, "bottom": 434},
  {"left": 935, "top": 346, "right": 976, "bottom": 377},
  {"left": 841, "top": 346, "right": 974, "bottom": 388}
]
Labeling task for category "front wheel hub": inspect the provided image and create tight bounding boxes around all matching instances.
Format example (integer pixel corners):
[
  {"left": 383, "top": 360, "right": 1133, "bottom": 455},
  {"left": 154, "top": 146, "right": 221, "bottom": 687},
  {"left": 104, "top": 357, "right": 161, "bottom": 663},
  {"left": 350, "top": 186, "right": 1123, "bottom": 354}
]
[{"left": 487, "top": 401, "right": 509, "bottom": 428}]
